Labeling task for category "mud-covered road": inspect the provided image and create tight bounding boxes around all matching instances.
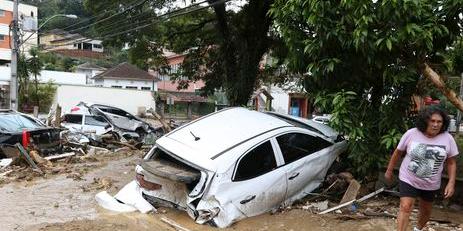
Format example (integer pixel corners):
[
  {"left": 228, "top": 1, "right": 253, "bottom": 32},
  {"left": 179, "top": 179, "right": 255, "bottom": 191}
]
[{"left": 1, "top": 152, "right": 462, "bottom": 231}]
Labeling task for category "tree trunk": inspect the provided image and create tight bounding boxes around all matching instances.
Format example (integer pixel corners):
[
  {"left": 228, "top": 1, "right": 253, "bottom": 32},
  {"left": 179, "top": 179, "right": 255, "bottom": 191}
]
[
  {"left": 34, "top": 74, "right": 39, "bottom": 109},
  {"left": 208, "top": 0, "right": 273, "bottom": 106},
  {"left": 421, "top": 63, "right": 463, "bottom": 112}
]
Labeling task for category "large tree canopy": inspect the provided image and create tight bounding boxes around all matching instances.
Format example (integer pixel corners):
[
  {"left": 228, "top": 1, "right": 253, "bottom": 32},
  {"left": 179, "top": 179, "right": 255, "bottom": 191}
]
[
  {"left": 84, "top": 0, "right": 275, "bottom": 106},
  {"left": 271, "top": 0, "right": 462, "bottom": 175}
]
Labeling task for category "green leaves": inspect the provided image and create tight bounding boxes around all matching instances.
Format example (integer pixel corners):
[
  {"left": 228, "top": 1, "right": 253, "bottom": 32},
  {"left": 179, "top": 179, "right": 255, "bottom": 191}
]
[{"left": 271, "top": 0, "right": 462, "bottom": 178}]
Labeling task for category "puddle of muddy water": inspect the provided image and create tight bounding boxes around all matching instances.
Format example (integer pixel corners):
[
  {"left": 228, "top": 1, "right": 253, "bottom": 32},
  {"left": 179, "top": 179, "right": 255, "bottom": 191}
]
[{"left": 0, "top": 155, "right": 137, "bottom": 231}]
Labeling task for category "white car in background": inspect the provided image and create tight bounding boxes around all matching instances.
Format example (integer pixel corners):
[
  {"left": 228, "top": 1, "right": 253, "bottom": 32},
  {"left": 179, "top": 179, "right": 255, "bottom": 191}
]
[
  {"left": 312, "top": 115, "right": 332, "bottom": 125},
  {"left": 98, "top": 108, "right": 347, "bottom": 227}
]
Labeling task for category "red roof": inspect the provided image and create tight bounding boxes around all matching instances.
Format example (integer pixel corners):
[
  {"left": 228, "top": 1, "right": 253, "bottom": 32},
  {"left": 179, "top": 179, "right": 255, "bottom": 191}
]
[
  {"left": 94, "top": 62, "right": 158, "bottom": 81},
  {"left": 52, "top": 49, "right": 107, "bottom": 59},
  {"left": 157, "top": 80, "right": 205, "bottom": 93}
]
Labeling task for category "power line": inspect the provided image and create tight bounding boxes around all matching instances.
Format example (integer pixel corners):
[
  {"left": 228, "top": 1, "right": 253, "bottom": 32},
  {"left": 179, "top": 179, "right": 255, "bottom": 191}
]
[
  {"left": 42, "top": 0, "right": 230, "bottom": 51},
  {"left": 91, "top": 0, "right": 220, "bottom": 39},
  {"left": 41, "top": 0, "right": 146, "bottom": 35},
  {"left": 65, "top": 0, "right": 149, "bottom": 34}
]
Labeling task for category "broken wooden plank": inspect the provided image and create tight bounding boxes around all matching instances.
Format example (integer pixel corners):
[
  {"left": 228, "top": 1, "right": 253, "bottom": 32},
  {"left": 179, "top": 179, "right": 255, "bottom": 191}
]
[
  {"left": 160, "top": 217, "right": 191, "bottom": 231},
  {"left": 339, "top": 179, "right": 361, "bottom": 204},
  {"left": 44, "top": 152, "right": 76, "bottom": 161},
  {"left": 357, "top": 187, "right": 385, "bottom": 203},
  {"left": 148, "top": 109, "right": 172, "bottom": 133},
  {"left": 319, "top": 199, "right": 355, "bottom": 214},
  {"left": 16, "top": 143, "right": 43, "bottom": 174},
  {"left": 0, "top": 158, "right": 13, "bottom": 168},
  {"left": 319, "top": 187, "right": 385, "bottom": 214}
]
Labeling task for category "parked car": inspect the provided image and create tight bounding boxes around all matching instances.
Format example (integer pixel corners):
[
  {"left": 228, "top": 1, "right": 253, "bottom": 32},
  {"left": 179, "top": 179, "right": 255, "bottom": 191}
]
[
  {"left": 102, "top": 108, "right": 347, "bottom": 227},
  {"left": 0, "top": 110, "right": 61, "bottom": 158},
  {"left": 312, "top": 114, "right": 332, "bottom": 125},
  {"left": 72, "top": 102, "right": 156, "bottom": 141}
]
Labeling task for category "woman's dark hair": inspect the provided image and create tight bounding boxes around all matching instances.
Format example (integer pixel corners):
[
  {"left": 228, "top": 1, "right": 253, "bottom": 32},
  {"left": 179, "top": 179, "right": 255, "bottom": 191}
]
[{"left": 415, "top": 106, "right": 450, "bottom": 134}]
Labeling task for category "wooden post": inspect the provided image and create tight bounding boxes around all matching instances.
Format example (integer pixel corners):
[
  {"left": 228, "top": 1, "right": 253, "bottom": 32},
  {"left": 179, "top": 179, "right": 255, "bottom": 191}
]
[
  {"left": 53, "top": 104, "right": 61, "bottom": 127},
  {"left": 33, "top": 106, "right": 39, "bottom": 118}
]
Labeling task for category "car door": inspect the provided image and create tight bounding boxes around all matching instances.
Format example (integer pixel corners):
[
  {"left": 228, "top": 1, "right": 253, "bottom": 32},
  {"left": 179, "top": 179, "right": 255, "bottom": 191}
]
[
  {"left": 274, "top": 132, "right": 333, "bottom": 202},
  {"left": 214, "top": 140, "right": 287, "bottom": 217}
]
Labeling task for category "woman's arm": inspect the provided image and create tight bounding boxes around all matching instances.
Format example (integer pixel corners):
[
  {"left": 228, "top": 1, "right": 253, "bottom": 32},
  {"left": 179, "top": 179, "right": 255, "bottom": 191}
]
[
  {"left": 444, "top": 157, "right": 457, "bottom": 198},
  {"left": 385, "top": 149, "right": 405, "bottom": 183}
]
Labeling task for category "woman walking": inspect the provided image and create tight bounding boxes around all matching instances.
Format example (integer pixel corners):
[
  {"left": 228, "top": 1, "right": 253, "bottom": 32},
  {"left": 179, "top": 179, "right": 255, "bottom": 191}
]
[{"left": 385, "top": 106, "right": 458, "bottom": 231}]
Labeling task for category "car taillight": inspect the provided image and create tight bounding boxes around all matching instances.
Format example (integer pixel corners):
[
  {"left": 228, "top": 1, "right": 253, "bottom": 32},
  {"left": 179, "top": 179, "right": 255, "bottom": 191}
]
[
  {"left": 70, "top": 107, "right": 80, "bottom": 112},
  {"left": 22, "top": 129, "right": 30, "bottom": 148},
  {"left": 135, "top": 173, "right": 162, "bottom": 190}
]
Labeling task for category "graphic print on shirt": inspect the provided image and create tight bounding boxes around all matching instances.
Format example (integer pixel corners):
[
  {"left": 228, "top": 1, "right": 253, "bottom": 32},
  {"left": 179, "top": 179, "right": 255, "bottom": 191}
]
[{"left": 407, "top": 142, "right": 446, "bottom": 179}]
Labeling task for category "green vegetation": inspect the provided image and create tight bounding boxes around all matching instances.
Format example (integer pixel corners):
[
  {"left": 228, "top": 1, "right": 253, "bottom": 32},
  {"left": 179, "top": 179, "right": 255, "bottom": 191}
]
[{"left": 271, "top": 0, "right": 463, "bottom": 177}]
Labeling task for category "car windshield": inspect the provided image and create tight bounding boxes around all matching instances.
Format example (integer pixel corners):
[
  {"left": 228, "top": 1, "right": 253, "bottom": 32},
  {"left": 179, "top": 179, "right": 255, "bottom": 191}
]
[{"left": 0, "top": 114, "right": 43, "bottom": 132}]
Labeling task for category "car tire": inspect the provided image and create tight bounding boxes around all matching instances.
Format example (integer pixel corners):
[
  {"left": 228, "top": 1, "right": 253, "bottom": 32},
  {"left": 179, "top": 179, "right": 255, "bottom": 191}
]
[{"left": 135, "top": 128, "right": 146, "bottom": 142}]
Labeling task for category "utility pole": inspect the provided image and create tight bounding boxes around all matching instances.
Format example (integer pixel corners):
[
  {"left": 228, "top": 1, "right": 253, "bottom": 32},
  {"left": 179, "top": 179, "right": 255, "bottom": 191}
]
[{"left": 10, "top": 0, "right": 19, "bottom": 110}]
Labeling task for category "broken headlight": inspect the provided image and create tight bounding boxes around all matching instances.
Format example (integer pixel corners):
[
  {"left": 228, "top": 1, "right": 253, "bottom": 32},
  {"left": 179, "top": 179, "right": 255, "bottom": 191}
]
[{"left": 195, "top": 207, "right": 220, "bottom": 223}]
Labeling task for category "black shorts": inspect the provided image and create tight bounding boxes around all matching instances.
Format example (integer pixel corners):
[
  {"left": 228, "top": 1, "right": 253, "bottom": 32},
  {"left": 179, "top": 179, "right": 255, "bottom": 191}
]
[{"left": 399, "top": 180, "right": 438, "bottom": 202}]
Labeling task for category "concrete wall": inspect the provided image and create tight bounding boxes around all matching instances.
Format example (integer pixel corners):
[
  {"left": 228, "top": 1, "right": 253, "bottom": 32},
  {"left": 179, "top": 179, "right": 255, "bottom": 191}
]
[
  {"left": 94, "top": 78, "right": 158, "bottom": 91},
  {"left": 54, "top": 85, "right": 156, "bottom": 115},
  {"left": 269, "top": 85, "right": 290, "bottom": 114},
  {"left": 0, "top": 66, "right": 86, "bottom": 85}
]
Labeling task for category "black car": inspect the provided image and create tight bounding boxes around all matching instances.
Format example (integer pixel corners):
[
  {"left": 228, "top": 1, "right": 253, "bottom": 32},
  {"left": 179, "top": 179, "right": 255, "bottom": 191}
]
[{"left": 0, "top": 110, "right": 62, "bottom": 158}]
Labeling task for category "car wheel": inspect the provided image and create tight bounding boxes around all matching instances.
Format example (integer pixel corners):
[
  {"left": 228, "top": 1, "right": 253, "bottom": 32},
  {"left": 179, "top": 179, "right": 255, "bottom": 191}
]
[{"left": 135, "top": 128, "right": 146, "bottom": 142}]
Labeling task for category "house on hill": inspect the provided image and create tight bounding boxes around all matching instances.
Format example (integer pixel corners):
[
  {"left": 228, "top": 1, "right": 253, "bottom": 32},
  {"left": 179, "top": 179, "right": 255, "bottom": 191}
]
[{"left": 92, "top": 62, "right": 159, "bottom": 91}]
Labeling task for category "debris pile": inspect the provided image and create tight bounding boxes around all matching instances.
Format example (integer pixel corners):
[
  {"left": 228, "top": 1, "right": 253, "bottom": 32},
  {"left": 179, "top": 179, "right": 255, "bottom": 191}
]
[
  {"left": 0, "top": 104, "right": 160, "bottom": 185},
  {"left": 289, "top": 171, "right": 463, "bottom": 231}
]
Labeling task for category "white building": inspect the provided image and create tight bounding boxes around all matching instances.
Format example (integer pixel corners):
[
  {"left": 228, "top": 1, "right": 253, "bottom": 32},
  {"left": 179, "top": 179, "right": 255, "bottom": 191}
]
[
  {"left": 93, "top": 62, "right": 159, "bottom": 91},
  {"left": 40, "top": 29, "right": 104, "bottom": 52},
  {"left": 0, "top": 0, "right": 38, "bottom": 63}
]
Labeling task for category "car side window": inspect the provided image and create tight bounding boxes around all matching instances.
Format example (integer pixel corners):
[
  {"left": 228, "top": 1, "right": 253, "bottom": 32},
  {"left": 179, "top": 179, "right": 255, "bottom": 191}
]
[
  {"left": 233, "top": 141, "right": 277, "bottom": 181},
  {"left": 276, "top": 132, "right": 332, "bottom": 164},
  {"left": 63, "top": 114, "right": 83, "bottom": 124},
  {"left": 85, "top": 116, "right": 109, "bottom": 126}
]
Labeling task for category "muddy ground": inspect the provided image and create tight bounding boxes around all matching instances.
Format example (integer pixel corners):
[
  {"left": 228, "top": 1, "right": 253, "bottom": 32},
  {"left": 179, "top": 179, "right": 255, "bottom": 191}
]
[{"left": 1, "top": 150, "right": 462, "bottom": 231}]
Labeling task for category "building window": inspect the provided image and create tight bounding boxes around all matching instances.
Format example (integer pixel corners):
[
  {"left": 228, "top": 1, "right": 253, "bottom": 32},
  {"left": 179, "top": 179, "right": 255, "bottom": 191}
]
[
  {"left": 169, "top": 63, "right": 180, "bottom": 74},
  {"left": 0, "top": 10, "right": 5, "bottom": 17},
  {"left": 93, "top": 44, "right": 103, "bottom": 49},
  {"left": 111, "top": 85, "right": 122, "bottom": 88},
  {"left": 141, "top": 87, "right": 151, "bottom": 91},
  {"left": 0, "top": 35, "right": 5, "bottom": 41},
  {"left": 125, "top": 86, "right": 138, "bottom": 90}
]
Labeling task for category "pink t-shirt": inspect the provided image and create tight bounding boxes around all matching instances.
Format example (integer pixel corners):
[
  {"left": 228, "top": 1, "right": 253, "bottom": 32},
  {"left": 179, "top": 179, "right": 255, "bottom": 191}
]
[{"left": 397, "top": 128, "right": 459, "bottom": 190}]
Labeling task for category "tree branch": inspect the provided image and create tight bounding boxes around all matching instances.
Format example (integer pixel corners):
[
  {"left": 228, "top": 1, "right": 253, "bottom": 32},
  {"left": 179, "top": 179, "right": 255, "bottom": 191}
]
[
  {"left": 168, "top": 18, "right": 216, "bottom": 40},
  {"left": 421, "top": 63, "right": 463, "bottom": 112}
]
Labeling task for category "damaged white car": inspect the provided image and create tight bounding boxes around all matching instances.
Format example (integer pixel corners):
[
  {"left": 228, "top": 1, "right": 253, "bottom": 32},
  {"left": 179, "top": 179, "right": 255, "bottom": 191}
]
[{"left": 97, "top": 108, "right": 347, "bottom": 227}]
